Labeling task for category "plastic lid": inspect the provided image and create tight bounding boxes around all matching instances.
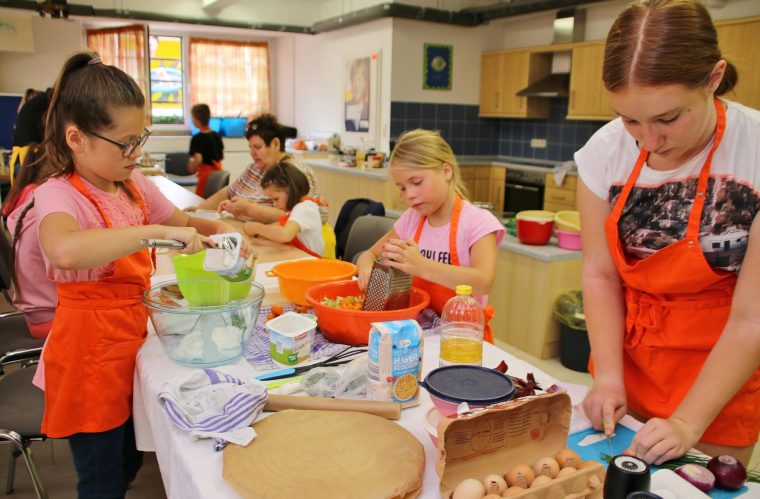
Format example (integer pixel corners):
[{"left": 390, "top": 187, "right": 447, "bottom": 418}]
[
  {"left": 421, "top": 365, "right": 515, "bottom": 405},
  {"left": 455, "top": 284, "right": 472, "bottom": 295}
]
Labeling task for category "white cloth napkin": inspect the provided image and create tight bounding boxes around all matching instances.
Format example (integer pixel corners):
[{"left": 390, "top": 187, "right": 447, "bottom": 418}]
[
  {"left": 158, "top": 368, "right": 268, "bottom": 451},
  {"left": 553, "top": 160, "right": 578, "bottom": 187}
]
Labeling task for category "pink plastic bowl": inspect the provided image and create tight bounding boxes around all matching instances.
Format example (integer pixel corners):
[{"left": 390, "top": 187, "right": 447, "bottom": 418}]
[
  {"left": 423, "top": 407, "right": 443, "bottom": 447},
  {"left": 420, "top": 365, "right": 516, "bottom": 417},
  {"left": 556, "top": 229, "right": 582, "bottom": 250}
]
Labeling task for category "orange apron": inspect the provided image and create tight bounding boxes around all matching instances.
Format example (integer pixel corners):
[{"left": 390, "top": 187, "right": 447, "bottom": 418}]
[
  {"left": 410, "top": 195, "right": 495, "bottom": 343},
  {"left": 601, "top": 98, "right": 760, "bottom": 446},
  {"left": 41, "top": 173, "right": 154, "bottom": 438},
  {"left": 195, "top": 160, "right": 223, "bottom": 197},
  {"left": 277, "top": 197, "right": 326, "bottom": 259}
]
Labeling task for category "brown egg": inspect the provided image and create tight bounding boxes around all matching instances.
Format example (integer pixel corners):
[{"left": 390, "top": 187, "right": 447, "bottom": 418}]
[
  {"left": 505, "top": 463, "right": 535, "bottom": 488},
  {"left": 557, "top": 466, "right": 577, "bottom": 478},
  {"left": 482, "top": 474, "right": 507, "bottom": 495},
  {"left": 578, "top": 460, "right": 601, "bottom": 470},
  {"left": 452, "top": 478, "right": 486, "bottom": 499},
  {"left": 530, "top": 475, "right": 553, "bottom": 488},
  {"left": 501, "top": 486, "right": 525, "bottom": 497},
  {"left": 553, "top": 448, "right": 581, "bottom": 469},
  {"left": 532, "top": 456, "right": 560, "bottom": 479}
]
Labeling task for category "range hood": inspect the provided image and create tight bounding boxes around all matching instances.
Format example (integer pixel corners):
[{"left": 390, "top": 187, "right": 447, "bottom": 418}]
[{"left": 515, "top": 9, "right": 585, "bottom": 98}]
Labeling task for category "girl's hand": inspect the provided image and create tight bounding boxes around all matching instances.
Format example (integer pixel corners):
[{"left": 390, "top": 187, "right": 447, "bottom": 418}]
[
  {"left": 625, "top": 417, "right": 699, "bottom": 465},
  {"left": 357, "top": 259, "right": 373, "bottom": 290},
  {"left": 218, "top": 196, "right": 250, "bottom": 217},
  {"left": 163, "top": 226, "right": 213, "bottom": 254},
  {"left": 380, "top": 238, "right": 426, "bottom": 275},
  {"left": 582, "top": 380, "right": 627, "bottom": 435},
  {"left": 243, "top": 221, "right": 263, "bottom": 237}
]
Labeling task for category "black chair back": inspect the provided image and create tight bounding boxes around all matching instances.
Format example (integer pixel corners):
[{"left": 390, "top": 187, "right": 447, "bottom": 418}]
[
  {"left": 204, "top": 170, "right": 230, "bottom": 198},
  {"left": 0, "top": 228, "right": 14, "bottom": 301},
  {"left": 343, "top": 215, "right": 396, "bottom": 264},
  {"left": 333, "top": 198, "right": 385, "bottom": 260},
  {"left": 164, "top": 152, "right": 193, "bottom": 176}
]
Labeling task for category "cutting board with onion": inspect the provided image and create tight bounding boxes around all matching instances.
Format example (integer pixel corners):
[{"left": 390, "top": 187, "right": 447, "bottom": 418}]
[{"left": 568, "top": 428, "right": 755, "bottom": 497}]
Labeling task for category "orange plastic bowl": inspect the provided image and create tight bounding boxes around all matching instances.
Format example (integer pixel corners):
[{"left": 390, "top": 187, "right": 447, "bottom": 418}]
[
  {"left": 305, "top": 280, "right": 430, "bottom": 345},
  {"left": 265, "top": 260, "right": 357, "bottom": 306}
]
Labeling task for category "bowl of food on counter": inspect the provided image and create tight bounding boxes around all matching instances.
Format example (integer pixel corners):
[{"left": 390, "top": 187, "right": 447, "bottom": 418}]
[
  {"left": 265, "top": 259, "right": 357, "bottom": 306},
  {"left": 516, "top": 210, "right": 555, "bottom": 245},
  {"left": 305, "top": 280, "right": 430, "bottom": 345}
]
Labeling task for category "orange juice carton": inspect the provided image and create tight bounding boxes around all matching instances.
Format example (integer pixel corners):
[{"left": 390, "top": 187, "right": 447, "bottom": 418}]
[{"left": 367, "top": 320, "right": 424, "bottom": 408}]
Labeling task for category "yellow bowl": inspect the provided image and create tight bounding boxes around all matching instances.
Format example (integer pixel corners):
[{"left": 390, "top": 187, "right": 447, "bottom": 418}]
[
  {"left": 554, "top": 210, "right": 581, "bottom": 232},
  {"left": 516, "top": 210, "right": 555, "bottom": 221}
]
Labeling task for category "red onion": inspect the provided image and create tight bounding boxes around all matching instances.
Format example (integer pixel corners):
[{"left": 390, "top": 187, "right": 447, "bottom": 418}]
[
  {"left": 707, "top": 455, "right": 747, "bottom": 490},
  {"left": 674, "top": 464, "right": 715, "bottom": 491}
]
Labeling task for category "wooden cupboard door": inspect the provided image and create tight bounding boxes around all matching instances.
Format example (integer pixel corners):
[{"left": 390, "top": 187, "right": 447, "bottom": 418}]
[
  {"left": 568, "top": 43, "right": 615, "bottom": 120},
  {"left": 500, "top": 51, "right": 531, "bottom": 115},
  {"left": 717, "top": 19, "right": 760, "bottom": 110},
  {"left": 480, "top": 52, "right": 504, "bottom": 116}
]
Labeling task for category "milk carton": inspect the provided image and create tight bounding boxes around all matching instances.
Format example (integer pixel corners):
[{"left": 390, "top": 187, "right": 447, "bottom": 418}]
[{"left": 367, "top": 320, "right": 424, "bottom": 408}]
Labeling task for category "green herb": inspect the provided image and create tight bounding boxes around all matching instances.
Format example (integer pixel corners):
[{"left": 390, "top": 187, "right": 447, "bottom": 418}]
[{"left": 600, "top": 453, "right": 760, "bottom": 484}]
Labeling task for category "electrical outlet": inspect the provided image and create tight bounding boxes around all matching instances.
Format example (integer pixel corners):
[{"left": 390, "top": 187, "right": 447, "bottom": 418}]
[{"left": 530, "top": 138, "right": 547, "bottom": 149}]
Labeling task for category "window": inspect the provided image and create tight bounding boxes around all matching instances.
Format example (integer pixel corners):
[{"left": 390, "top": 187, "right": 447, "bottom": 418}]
[
  {"left": 86, "top": 25, "right": 147, "bottom": 95},
  {"left": 148, "top": 35, "right": 185, "bottom": 125},
  {"left": 189, "top": 39, "right": 270, "bottom": 117}
]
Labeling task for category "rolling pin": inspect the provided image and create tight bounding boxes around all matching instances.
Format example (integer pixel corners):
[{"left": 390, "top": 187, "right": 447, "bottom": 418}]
[{"left": 264, "top": 394, "right": 402, "bottom": 420}]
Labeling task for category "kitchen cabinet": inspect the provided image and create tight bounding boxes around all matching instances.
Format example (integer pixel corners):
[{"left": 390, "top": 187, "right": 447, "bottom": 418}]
[
  {"left": 479, "top": 50, "right": 550, "bottom": 119},
  {"left": 716, "top": 17, "right": 760, "bottom": 111},
  {"left": 461, "top": 165, "right": 505, "bottom": 210},
  {"left": 567, "top": 42, "right": 615, "bottom": 121},
  {"left": 489, "top": 243, "right": 583, "bottom": 358},
  {"left": 543, "top": 173, "right": 577, "bottom": 212}
]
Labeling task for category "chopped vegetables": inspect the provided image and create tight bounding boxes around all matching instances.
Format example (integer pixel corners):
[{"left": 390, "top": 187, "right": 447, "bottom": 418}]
[
  {"left": 675, "top": 464, "right": 715, "bottom": 491},
  {"left": 320, "top": 295, "right": 364, "bottom": 310}
]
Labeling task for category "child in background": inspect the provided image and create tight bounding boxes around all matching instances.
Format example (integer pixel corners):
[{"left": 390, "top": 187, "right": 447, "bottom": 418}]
[
  {"left": 242, "top": 159, "right": 326, "bottom": 257},
  {"left": 1, "top": 144, "right": 56, "bottom": 339},
  {"left": 188, "top": 103, "right": 224, "bottom": 197},
  {"left": 356, "top": 129, "right": 505, "bottom": 342},
  {"left": 33, "top": 51, "right": 246, "bottom": 498}
]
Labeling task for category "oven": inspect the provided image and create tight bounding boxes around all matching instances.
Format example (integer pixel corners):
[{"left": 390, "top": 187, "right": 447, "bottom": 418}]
[{"left": 503, "top": 168, "right": 546, "bottom": 214}]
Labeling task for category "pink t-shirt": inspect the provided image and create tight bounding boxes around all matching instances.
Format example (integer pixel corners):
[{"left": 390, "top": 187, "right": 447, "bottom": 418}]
[
  {"left": 34, "top": 171, "right": 175, "bottom": 282},
  {"left": 6, "top": 186, "right": 56, "bottom": 327},
  {"left": 393, "top": 199, "right": 505, "bottom": 307}
]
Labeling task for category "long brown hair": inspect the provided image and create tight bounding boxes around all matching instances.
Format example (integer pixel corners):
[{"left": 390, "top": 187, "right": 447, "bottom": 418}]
[
  {"left": 603, "top": 0, "right": 737, "bottom": 94},
  {"left": 45, "top": 51, "right": 145, "bottom": 177},
  {"left": 260, "top": 159, "right": 310, "bottom": 211}
]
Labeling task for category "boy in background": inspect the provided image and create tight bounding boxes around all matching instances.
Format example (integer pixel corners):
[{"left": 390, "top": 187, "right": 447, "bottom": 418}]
[{"left": 188, "top": 103, "right": 224, "bottom": 196}]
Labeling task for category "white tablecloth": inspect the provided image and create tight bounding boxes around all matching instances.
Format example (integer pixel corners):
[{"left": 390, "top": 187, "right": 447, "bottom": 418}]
[{"left": 133, "top": 330, "right": 590, "bottom": 499}]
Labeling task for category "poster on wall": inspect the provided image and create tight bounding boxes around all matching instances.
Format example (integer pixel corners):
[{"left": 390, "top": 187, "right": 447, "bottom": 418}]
[
  {"left": 423, "top": 43, "right": 452, "bottom": 91},
  {"left": 0, "top": 15, "right": 35, "bottom": 53},
  {"left": 344, "top": 55, "right": 372, "bottom": 132}
]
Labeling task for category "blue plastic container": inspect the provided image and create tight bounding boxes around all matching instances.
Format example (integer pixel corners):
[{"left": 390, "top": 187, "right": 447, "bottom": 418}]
[
  {"left": 222, "top": 118, "right": 247, "bottom": 138},
  {"left": 190, "top": 117, "right": 223, "bottom": 136}
]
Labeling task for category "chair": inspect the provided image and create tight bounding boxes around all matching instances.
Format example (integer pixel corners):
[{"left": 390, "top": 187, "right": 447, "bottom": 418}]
[
  {"left": 343, "top": 215, "right": 396, "bottom": 264},
  {"left": 333, "top": 198, "right": 385, "bottom": 260},
  {"left": 203, "top": 170, "right": 230, "bottom": 199},
  {"left": 0, "top": 229, "right": 45, "bottom": 374},
  {"left": 163, "top": 152, "right": 197, "bottom": 188},
  {"left": 0, "top": 364, "right": 48, "bottom": 498}
]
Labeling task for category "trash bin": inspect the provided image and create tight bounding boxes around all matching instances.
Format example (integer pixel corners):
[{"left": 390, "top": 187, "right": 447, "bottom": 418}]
[{"left": 554, "top": 290, "right": 590, "bottom": 373}]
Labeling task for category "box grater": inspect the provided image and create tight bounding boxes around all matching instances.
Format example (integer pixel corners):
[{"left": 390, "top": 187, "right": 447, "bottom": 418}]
[{"left": 362, "top": 260, "right": 412, "bottom": 311}]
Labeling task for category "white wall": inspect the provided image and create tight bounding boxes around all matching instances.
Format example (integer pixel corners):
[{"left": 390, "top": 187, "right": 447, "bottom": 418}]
[
  {"left": 390, "top": 18, "right": 493, "bottom": 105},
  {"left": 291, "top": 17, "right": 393, "bottom": 152},
  {"left": 0, "top": 10, "right": 84, "bottom": 93}
]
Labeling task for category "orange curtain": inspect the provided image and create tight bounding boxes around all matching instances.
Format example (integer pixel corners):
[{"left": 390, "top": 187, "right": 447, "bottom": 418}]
[
  {"left": 86, "top": 25, "right": 147, "bottom": 96},
  {"left": 189, "top": 38, "right": 270, "bottom": 117}
]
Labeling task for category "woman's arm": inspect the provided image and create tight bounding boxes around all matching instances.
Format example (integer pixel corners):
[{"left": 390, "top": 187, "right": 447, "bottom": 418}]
[
  {"left": 187, "top": 185, "right": 230, "bottom": 211},
  {"left": 243, "top": 220, "right": 299, "bottom": 244},
  {"left": 381, "top": 234, "right": 498, "bottom": 296},
  {"left": 626, "top": 214, "right": 760, "bottom": 464},
  {"left": 578, "top": 179, "right": 628, "bottom": 435},
  {"left": 38, "top": 212, "right": 211, "bottom": 270}
]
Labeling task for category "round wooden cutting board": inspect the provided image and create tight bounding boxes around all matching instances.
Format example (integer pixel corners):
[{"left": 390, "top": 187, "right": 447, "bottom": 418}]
[{"left": 223, "top": 409, "right": 425, "bottom": 499}]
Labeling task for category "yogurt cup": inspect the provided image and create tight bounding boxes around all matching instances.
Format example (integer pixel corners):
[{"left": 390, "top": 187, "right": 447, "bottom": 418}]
[{"left": 266, "top": 312, "right": 316, "bottom": 366}]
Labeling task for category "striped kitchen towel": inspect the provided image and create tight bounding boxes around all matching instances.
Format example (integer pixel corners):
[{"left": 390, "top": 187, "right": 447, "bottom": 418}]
[{"left": 158, "top": 369, "right": 268, "bottom": 451}]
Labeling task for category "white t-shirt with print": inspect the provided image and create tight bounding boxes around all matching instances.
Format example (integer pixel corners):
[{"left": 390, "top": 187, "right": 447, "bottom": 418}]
[
  {"left": 288, "top": 200, "right": 325, "bottom": 256},
  {"left": 575, "top": 99, "right": 760, "bottom": 273}
]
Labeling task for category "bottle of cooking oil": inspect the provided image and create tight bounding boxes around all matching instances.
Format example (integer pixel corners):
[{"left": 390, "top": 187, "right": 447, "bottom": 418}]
[{"left": 439, "top": 285, "right": 484, "bottom": 367}]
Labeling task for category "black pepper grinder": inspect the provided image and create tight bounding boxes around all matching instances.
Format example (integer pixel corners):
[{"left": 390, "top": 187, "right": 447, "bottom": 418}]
[{"left": 604, "top": 455, "right": 651, "bottom": 499}]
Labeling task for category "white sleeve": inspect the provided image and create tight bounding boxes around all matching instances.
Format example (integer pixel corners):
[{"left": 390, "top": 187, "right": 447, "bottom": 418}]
[
  {"left": 574, "top": 118, "right": 632, "bottom": 201},
  {"left": 288, "top": 201, "right": 321, "bottom": 233}
]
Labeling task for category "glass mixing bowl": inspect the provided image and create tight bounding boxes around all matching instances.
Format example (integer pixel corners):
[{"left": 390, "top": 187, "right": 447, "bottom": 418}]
[{"left": 143, "top": 279, "right": 265, "bottom": 367}]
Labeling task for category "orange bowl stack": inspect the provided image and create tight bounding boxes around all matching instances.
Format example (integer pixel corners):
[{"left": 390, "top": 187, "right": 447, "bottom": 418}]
[
  {"left": 265, "top": 260, "right": 356, "bottom": 306},
  {"left": 305, "top": 280, "right": 430, "bottom": 345}
]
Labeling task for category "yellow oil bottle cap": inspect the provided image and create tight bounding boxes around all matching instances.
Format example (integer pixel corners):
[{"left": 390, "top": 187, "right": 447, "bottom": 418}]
[{"left": 455, "top": 284, "right": 472, "bottom": 295}]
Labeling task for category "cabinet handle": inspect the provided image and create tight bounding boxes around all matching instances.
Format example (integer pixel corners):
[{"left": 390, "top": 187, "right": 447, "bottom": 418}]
[{"left": 496, "top": 91, "right": 500, "bottom": 109}]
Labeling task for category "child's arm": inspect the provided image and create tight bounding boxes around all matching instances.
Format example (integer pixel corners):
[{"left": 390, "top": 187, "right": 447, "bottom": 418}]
[
  {"left": 187, "top": 152, "right": 202, "bottom": 174},
  {"left": 243, "top": 220, "right": 299, "bottom": 244},
  {"left": 357, "top": 228, "right": 398, "bottom": 290},
  {"left": 38, "top": 212, "right": 212, "bottom": 270},
  {"left": 381, "top": 233, "right": 498, "bottom": 295},
  {"left": 218, "top": 196, "right": 284, "bottom": 223}
]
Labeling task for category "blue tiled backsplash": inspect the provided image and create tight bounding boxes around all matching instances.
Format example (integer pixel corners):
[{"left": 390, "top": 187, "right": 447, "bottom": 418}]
[{"left": 390, "top": 99, "right": 609, "bottom": 162}]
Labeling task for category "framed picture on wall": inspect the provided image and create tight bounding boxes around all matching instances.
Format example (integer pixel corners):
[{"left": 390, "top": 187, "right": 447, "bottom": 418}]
[
  {"left": 423, "top": 43, "right": 452, "bottom": 90},
  {"left": 344, "top": 55, "right": 372, "bottom": 133}
]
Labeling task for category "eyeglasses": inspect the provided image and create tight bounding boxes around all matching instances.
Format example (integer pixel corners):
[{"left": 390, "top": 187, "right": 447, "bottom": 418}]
[{"left": 82, "top": 127, "right": 151, "bottom": 158}]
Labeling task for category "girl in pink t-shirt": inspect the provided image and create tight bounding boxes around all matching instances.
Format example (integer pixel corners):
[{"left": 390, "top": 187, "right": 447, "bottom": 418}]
[
  {"left": 32, "top": 51, "right": 248, "bottom": 498},
  {"left": 356, "top": 129, "right": 504, "bottom": 342}
]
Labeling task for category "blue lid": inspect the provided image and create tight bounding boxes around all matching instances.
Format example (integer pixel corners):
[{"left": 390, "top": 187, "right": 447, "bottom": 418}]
[{"left": 421, "top": 365, "right": 515, "bottom": 405}]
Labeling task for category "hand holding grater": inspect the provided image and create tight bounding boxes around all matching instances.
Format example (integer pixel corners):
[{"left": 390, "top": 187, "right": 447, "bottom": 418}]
[{"left": 362, "top": 259, "right": 412, "bottom": 311}]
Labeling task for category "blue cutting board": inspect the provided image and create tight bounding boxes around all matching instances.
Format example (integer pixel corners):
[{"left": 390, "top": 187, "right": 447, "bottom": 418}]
[{"left": 568, "top": 428, "right": 749, "bottom": 498}]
